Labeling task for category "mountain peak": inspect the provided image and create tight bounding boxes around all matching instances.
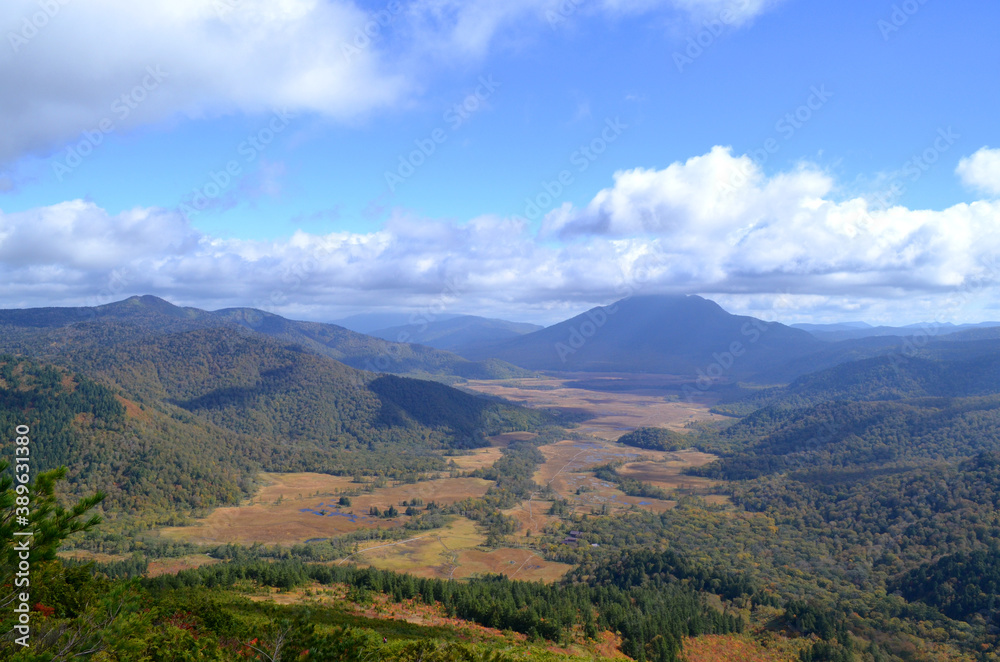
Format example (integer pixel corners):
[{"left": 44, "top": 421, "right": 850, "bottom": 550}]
[
  {"left": 96, "top": 295, "right": 192, "bottom": 317},
  {"left": 460, "top": 293, "right": 820, "bottom": 378}
]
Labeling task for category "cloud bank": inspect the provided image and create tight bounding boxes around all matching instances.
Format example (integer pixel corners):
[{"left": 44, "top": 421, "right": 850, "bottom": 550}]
[{"left": 2, "top": 147, "right": 997, "bottom": 324}]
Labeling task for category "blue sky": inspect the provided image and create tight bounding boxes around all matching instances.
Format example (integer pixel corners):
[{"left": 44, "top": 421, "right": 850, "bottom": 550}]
[{"left": 1, "top": 0, "right": 998, "bottom": 326}]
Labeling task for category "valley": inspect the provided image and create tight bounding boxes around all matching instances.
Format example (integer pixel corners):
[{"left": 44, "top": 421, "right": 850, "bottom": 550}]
[
  {"left": 462, "top": 373, "right": 723, "bottom": 438},
  {"left": 151, "top": 375, "right": 724, "bottom": 583},
  {"left": 7, "top": 295, "right": 1000, "bottom": 662}
]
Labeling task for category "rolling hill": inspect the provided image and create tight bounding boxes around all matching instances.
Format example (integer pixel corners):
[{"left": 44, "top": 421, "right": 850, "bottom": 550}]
[
  {"left": 792, "top": 320, "right": 1000, "bottom": 341},
  {"left": 713, "top": 341, "right": 1000, "bottom": 415},
  {"left": 331, "top": 311, "right": 452, "bottom": 334},
  {"left": 0, "top": 295, "right": 528, "bottom": 380},
  {"left": 370, "top": 314, "right": 542, "bottom": 353},
  {"left": 0, "top": 301, "right": 549, "bottom": 518}
]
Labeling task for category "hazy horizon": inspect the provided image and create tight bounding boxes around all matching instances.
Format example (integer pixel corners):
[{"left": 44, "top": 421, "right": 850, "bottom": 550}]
[{"left": 4, "top": 292, "right": 999, "bottom": 331}]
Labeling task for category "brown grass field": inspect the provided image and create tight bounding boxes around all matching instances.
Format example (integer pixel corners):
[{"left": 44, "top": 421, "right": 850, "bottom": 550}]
[
  {"left": 463, "top": 374, "right": 721, "bottom": 441},
  {"left": 490, "top": 431, "right": 539, "bottom": 446},
  {"left": 618, "top": 457, "right": 722, "bottom": 494},
  {"left": 153, "top": 373, "right": 725, "bottom": 584},
  {"left": 453, "top": 547, "right": 570, "bottom": 583},
  {"left": 463, "top": 375, "right": 728, "bottom": 515},
  {"left": 441, "top": 446, "right": 504, "bottom": 471},
  {"left": 437, "top": 432, "right": 536, "bottom": 472},
  {"left": 349, "top": 477, "right": 491, "bottom": 513},
  {"left": 502, "top": 498, "right": 561, "bottom": 537},
  {"left": 344, "top": 517, "right": 572, "bottom": 583},
  {"left": 530, "top": 438, "right": 725, "bottom": 515},
  {"left": 159, "top": 474, "right": 490, "bottom": 546}
]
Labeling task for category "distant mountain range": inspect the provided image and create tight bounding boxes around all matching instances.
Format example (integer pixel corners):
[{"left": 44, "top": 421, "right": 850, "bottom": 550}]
[
  {"left": 791, "top": 320, "right": 1000, "bottom": 342},
  {"left": 369, "top": 315, "right": 543, "bottom": 353},
  {"left": 333, "top": 312, "right": 460, "bottom": 334},
  {"left": 5, "top": 294, "right": 997, "bottom": 391},
  {"left": 432, "top": 295, "right": 1000, "bottom": 384},
  {"left": 0, "top": 297, "right": 545, "bottom": 514},
  {"left": 713, "top": 350, "right": 1000, "bottom": 417},
  {"left": 457, "top": 294, "right": 822, "bottom": 380},
  {"left": 0, "top": 295, "right": 530, "bottom": 380}
]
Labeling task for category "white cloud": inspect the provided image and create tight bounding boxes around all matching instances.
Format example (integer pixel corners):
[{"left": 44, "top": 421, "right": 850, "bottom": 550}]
[
  {"left": 541, "top": 145, "right": 1000, "bottom": 299},
  {"left": 2, "top": 145, "right": 999, "bottom": 325},
  {"left": 957, "top": 147, "right": 1000, "bottom": 197},
  {"left": 0, "top": 200, "right": 200, "bottom": 270},
  {"left": 400, "top": 0, "right": 784, "bottom": 57},
  {"left": 0, "top": 0, "right": 407, "bottom": 165},
  {"left": 0, "top": 0, "right": 784, "bottom": 166},
  {"left": 668, "top": 0, "right": 783, "bottom": 26}
]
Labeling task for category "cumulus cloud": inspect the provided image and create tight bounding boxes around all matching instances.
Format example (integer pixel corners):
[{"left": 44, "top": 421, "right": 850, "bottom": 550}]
[
  {"left": 0, "top": 201, "right": 657, "bottom": 317},
  {"left": 541, "top": 145, "right": 1000, "bottom": 298},
  {"left": 0, "top": 0, "right": 406, "bottom": 165},
  {"left": 2, "top": 145, "right": 999, "bottom": 324},
  {"left": 0, "top": 0, "right": 784, "bottom": 166},
  {"left": 0, "top": 200, "right": 200, "bottom": 270},
  {"left": 957, "top": 147, "right": 1000, "bottom": 197}
]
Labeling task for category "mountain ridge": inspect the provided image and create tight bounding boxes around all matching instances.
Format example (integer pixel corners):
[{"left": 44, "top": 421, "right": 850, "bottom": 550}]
[
  {"left": 370, "top": 314, "right": 543, "bottom": 353},
  {"left": 459, "top": 294, "right": 823, "bottom": 380},
  {"left": 0, "top": 295, "right": 529, "bottom": 380}
]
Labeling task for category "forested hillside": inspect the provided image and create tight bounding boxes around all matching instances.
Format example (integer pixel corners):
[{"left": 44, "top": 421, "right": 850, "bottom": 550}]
[
  {"left": 0, "top": 295, "right": 527, "bottom": 380},
  {"left": 714, "top": 352, "right": 1000, "bottom": 415},
  {"left": 698, "top": 396, "right": 1000, "bottom": 479},
  {"left": 891, "top": 545, "right": 1000, "bottom": 624},
  {"left": 6, "top": 296, "right": 1000, "bottom": 661},
  {"left": 0, "top": 328, "right": 545, "bottom": 521},
  {"left": 662, "top": 356, "right": 1000, "bottom": 660},
  {"left": 0, "top": 355, "right": 256, "bottom": 515}
]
